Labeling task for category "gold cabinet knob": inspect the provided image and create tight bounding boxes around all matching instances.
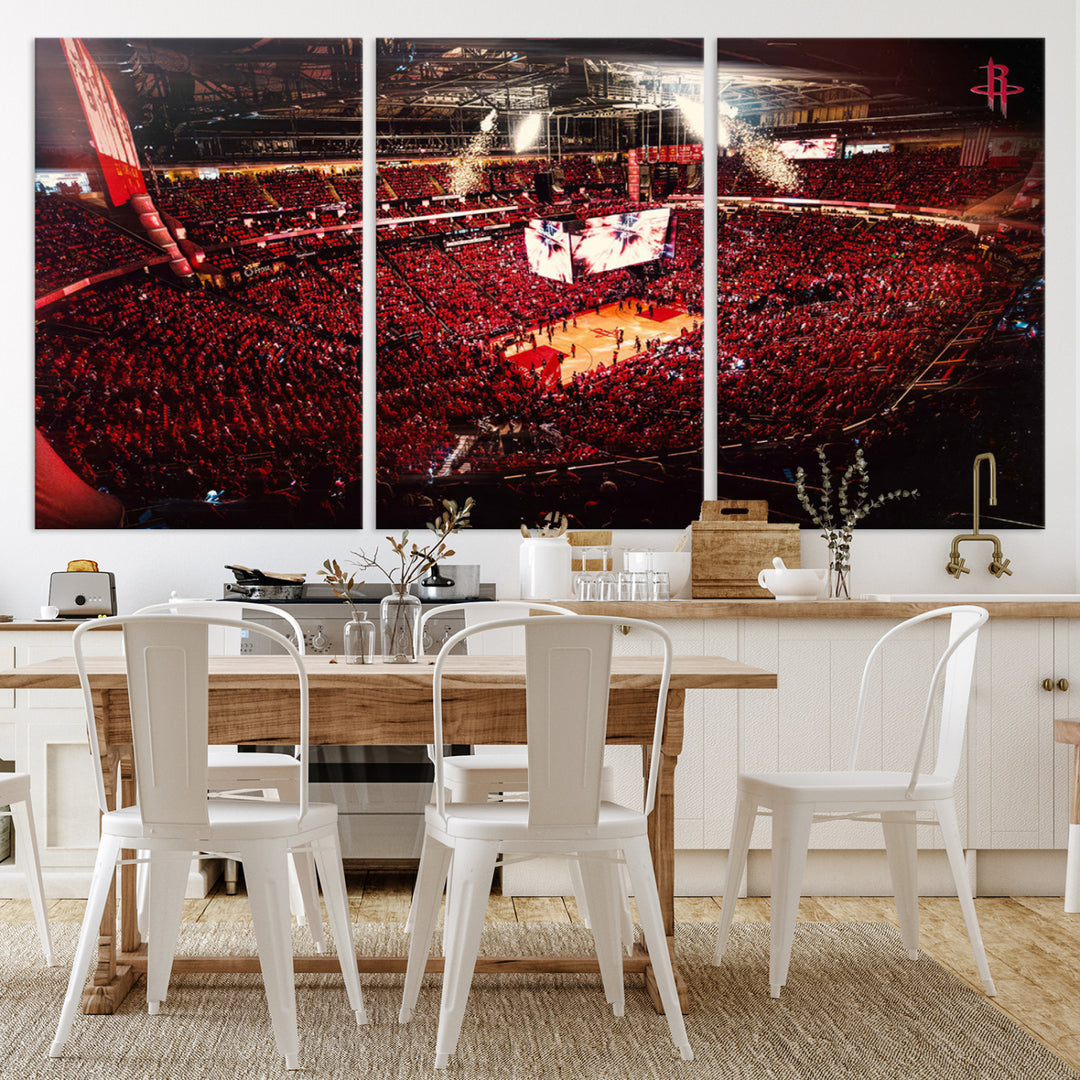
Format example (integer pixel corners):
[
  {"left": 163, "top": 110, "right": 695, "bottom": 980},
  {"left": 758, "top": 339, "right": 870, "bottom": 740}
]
[
  {"left": 1043, "top": 678, "right": 1055, "bottom": 692},
  {"left": 1059, "top": 678, "right": 1071, "bottom": 692}
]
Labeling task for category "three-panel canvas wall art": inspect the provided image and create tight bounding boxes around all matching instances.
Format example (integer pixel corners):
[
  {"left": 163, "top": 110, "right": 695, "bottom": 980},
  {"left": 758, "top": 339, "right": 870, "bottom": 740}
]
[{"left": 34, "top": 38, "right": 1044, "bottom": 530}]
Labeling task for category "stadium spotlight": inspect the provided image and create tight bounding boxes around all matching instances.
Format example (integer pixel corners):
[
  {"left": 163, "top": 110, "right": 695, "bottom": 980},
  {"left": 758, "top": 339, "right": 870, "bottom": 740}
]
[
  {"left": 514, "top": 112, "right": 543, "bottom": 154},
  {"left": 676, "top": 95, "right": 703, "bottom": 140}
]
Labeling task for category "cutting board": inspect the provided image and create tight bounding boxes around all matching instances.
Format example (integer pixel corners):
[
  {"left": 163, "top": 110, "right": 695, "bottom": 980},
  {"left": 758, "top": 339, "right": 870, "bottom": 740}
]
[{"left": 691, "top": 501, "right": 801, "bottom": 598}]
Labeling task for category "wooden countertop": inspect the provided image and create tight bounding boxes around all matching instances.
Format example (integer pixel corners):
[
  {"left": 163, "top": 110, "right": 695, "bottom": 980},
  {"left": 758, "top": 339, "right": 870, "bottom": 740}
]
[
  {"left": 0, "top": 620, "right": 96, "bottom": 630},
  {"left": 556, "top": 598, "right": 1080, "bottom": 619}
]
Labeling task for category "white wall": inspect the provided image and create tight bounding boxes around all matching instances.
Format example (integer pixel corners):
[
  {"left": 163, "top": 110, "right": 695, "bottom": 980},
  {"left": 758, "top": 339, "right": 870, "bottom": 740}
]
[{"left": 3, "top": 1, "right": 1076, "bottom": 617}]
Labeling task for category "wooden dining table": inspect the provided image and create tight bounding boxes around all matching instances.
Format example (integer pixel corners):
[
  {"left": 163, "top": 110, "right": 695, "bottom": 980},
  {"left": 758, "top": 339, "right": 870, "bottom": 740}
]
[{"left": 0, "top": 651, "right": 775, "bottom": 1015}]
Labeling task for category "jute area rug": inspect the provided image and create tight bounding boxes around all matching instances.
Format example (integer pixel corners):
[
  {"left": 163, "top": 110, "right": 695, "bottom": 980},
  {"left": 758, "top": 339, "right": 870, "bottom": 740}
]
[{"left": 0, "top": 921, "right": 1074, "bottom": 1080}]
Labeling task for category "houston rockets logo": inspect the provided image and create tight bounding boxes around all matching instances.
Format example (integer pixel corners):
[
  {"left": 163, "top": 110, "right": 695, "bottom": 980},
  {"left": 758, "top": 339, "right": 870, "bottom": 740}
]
[{"left": 971, "top": 57, "right": 1023, "bottom": 118}]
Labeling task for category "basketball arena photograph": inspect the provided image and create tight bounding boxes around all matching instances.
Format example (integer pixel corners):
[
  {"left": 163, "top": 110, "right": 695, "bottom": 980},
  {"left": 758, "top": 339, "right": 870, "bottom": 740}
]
[{"left": 32, "top": 33, "right": 1044, "bottom": 531}]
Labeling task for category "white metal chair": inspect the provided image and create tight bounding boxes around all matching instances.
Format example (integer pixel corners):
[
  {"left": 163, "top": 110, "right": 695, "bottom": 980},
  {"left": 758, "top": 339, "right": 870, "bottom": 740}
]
[
  {"left": 51, "top": 614, "right": 365, "bottom": 1070},
  {"left": 410, "top": 601, "right": 632, "bottom": 949},
  {"left": 0, "top": 773, "right": 56, "bottom": 966},
  {"left": 134, "top": 599, "right": 321, "bottom": 946},
  {"left": 400, "top": 614, "right": 692, "bottom": 1069},
  {"left": 713, "top": 605, "right": 996, "bottom": 999}
]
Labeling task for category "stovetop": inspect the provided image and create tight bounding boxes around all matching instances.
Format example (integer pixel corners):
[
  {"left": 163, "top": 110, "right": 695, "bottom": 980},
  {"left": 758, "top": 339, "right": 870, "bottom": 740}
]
[{"left": 221, "top": 583, "right": 495, "bottom": 605}]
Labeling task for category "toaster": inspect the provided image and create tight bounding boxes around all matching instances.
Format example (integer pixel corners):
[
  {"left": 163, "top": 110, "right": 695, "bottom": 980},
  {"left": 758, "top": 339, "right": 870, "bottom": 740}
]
[{"left": 48, "top": 572, "right": 117, "bottom": 618}]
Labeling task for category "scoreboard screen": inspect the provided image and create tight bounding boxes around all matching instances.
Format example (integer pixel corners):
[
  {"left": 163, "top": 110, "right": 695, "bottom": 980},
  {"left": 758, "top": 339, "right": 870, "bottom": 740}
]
[
  {"left": 571, "top": 209, "right": 671, "bottom": 276},
  {"left": 524, "top": 219, "right": 573, "bottom": 283}
]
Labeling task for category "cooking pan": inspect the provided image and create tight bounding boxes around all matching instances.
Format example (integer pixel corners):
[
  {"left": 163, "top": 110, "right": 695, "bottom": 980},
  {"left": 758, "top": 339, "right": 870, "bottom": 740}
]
[{"left": 225, "top": 565, "right": 305, "bottom": 601}]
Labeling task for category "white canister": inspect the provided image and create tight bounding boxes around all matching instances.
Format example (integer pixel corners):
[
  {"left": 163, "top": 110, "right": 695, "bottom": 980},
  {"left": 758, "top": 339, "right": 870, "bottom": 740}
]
[{"left": 519, "top": 537, "right": 572, "bottom": 600}]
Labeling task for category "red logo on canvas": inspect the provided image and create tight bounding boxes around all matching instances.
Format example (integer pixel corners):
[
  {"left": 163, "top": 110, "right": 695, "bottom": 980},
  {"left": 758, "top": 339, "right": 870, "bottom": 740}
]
[{"left": 971, "top": 58, "right": 1023, "bottom": 118}]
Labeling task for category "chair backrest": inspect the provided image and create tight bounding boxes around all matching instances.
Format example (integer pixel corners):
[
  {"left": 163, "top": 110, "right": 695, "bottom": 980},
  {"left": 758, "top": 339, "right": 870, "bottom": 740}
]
[
  {"left": 431, "top": 615, "right": 672, "bottom": 826},
  {"left": 72, "top": 614, "right": 309, "bottom": 826},
  {"left": 419, "top": 600, "right": 573, "bottom": 656},
  {"left": 134, "top": 599, "right": 305, "bottom": 655},
  {"left": 847, "top": 605, "right": 988, "bottom": 794}
]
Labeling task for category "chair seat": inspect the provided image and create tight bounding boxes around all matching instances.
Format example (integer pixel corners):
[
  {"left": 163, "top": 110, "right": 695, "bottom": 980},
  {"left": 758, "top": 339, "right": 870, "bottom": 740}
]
[
  {"left": 740, "top": 770, "right": 956, "bottom": 805},
  {"left": 442, "top": 752, "right": 616, "bottom": 785},
  {"left": 441, "top": 752, "right": 529, "bottom": 786},
  {"left": 427, "top": 799, "right": 646, "bottom": 842},
  {"left": 101, "top": 797, "right": 338, "bottom": 842},
  {"left": 206, "top": 750, "right": 301, "bottom": 787}
]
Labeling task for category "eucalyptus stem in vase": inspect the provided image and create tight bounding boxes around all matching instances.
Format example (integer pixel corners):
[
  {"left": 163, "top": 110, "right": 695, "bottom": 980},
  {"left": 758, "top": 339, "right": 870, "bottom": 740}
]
[
  {"left": 795, "top": 446, "right": 917, "bottom": 599},
  {"left": 318, "top": 560, "right": 371, "bottom": 662}
]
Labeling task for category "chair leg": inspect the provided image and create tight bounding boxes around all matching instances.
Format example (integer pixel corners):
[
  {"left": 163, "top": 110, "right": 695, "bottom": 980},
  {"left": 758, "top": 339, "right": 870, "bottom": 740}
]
[
  {"left": 404, "top": 835, "right": 447, "bottom": 938},
  {"left": 136, "top": 849, "right": 151, "bottom": 940},
  {"left": 434, "top": 838, "right": 500, "bottom": 1070},
  {"left": 145, "top": 851, "right": 192, "bottom": 1014},
  {"left": 272, "top": 779, "right": 325, "bottom": 951},
  {"left": 768, "top": 803, "right": 814, "bottom": 998},
  {"left": 223, "top": 857, "right": 239, "bottom": 895},
  {"left": 241, "top": 840, "right": 301, "bottom": 1070},
  {"left": 713, "top": 793, "right": 757, "bottom": 965},
  {"left": 400, "top": 832, "right": 453, "bottom": 1023},
  {"left": 310, "top": 831, "right": 367, "bottom": 1025},
  {"left": 623, "top": 836, "right": 692, "bottom": 1061},
  {"left": 576, "top": 852, "right": 625, "bottom": 1017},
  {"left": 50, "top": 835, "right": 123, "bottom": 1057},
  {"left": 937, "top": 799, "right": 996, "bottom": 996},
  {"left": 568, "top": 854, "right": 591, "bottom": 925},
  {"left": 881, "top": 810, "right": 920, "bottom": 959},
  {"left": 9, "top": 798, "right": 56, "bottom": 966}
]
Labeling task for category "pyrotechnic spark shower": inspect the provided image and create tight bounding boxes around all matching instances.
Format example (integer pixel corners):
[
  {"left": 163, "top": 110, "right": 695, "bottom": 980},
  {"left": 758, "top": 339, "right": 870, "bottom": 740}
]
[{"left": 450, "top": 109, "right": 499, "bottom": 195}]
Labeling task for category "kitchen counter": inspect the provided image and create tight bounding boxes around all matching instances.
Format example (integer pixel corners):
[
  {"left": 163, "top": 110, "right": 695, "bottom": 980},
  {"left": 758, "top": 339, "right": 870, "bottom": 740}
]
[
  {"left": 556, "top": 598, "right": 1080, "bottom": 619},
  {"left": 5, "top": 598, "right": 1080, "bottom": 626},
  {"left": 0, "top": 620, "right": 89, "bottom": 630}
]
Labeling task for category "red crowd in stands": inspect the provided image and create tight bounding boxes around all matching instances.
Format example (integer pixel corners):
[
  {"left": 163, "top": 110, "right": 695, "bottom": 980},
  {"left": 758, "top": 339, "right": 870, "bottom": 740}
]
[
  {"left": 718, "top": 146, "right": 1036, "bottom": 218},
  {"left": 32, "top": 144, "right": 1038, "bottom": 525},
  {"left": 34, "top": 196, "right": 151, "bottom": 296}
]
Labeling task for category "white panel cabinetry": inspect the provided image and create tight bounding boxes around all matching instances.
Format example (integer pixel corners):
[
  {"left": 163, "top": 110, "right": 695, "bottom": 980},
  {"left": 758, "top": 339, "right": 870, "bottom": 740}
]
[{"left": 1, "top": 629, "right": 119, "bottom": 897}]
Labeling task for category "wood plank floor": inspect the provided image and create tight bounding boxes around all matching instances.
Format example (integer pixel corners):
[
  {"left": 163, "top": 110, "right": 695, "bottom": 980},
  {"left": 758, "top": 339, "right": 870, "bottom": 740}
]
[{"left": 3, "top": 876, "right": 1079, "bottom": 1071}]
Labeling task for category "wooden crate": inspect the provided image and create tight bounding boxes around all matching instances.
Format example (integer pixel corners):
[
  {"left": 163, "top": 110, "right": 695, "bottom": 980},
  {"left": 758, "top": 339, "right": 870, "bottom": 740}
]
[{"left": 691, "top": 501, "right": 801, "bottom": 598}]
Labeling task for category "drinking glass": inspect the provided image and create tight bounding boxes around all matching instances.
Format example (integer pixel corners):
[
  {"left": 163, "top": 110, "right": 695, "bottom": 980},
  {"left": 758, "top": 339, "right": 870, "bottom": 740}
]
[
  {"left": 650, "top": 571, "right": 671, "bottom": 602},
  {"left": 596, "top": 572, "right": 616, "bottom": 601}
]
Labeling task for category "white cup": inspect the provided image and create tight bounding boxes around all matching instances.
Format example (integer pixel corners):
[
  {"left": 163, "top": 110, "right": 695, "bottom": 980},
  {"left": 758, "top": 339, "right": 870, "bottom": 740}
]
[{"left": 40, "top": 605, "right": 59, "bottom": 620}]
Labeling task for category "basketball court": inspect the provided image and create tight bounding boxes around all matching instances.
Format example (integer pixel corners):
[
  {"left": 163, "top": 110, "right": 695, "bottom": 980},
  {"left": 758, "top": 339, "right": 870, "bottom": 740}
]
[{"left": 501, "top": 301, "right": 698, "bottom": 386}]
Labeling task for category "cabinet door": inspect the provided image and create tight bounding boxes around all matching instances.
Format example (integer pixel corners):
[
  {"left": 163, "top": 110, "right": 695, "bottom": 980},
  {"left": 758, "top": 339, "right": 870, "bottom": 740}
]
[
  {"left": 1054, "top": 619, "right": 1080, "bottom": 847},
  {"left": 20, "top": 717, "right": 99, "bottom": 865},
  {"left": 611, "top": 617, "right": 709, "bottom": 849},
  {"left": 14, "top": 630, "right": 120, "bottom": 869},
  {"left": 0, "top": 644, "right": 13, "bottom": 759},
  {"left": 974, "top": 618, "right": 1056, "bottom": 849}
]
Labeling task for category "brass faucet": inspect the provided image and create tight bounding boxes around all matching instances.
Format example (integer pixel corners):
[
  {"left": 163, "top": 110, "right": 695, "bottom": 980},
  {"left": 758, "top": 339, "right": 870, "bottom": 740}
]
[{"left": 946, "top": 452, "right": 1012, "bottom": 579}]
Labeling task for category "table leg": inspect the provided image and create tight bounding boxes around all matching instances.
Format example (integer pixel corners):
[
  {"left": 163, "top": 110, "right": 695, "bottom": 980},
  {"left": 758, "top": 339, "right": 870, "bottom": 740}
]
[
  {"left": 1066, "top": 746, "right": 1080, "bottom": 913},
  {"left": 643, "top": 689, "right": 688, "bottom": 1013},
  {"left": 119, "top": 758, "right": 141, "bottom": 954},
  {"left": 82, "top": 748, "right": 136, "bottom": 1014}
]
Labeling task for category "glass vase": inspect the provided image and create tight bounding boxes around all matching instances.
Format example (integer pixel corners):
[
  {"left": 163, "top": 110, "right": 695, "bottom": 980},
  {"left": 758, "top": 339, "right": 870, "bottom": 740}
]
[
  {"left": 825, "top": 529, "right": 852, "bottom": 599},
  {"left": 344, "top": 615, "right": 375, "bottom": 665},
  {"left": 380, "top": 586, "right": 422, "bottom": 663}
]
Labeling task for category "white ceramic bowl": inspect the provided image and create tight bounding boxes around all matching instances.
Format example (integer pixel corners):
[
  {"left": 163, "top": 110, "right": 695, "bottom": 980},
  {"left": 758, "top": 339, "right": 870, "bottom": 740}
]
[
  {"left": 757, "top": 567, "right": 826, "bottom": 601},
  {"left": 623, "top": 551, "right": 692, "bottom": 599}
]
